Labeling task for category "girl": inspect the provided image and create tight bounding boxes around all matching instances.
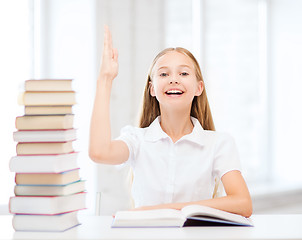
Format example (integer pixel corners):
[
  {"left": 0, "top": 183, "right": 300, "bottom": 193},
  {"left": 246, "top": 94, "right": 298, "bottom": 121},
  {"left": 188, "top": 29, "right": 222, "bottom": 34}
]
[{"left": 89, "top": 26, "right": 253, "bottom": 218}]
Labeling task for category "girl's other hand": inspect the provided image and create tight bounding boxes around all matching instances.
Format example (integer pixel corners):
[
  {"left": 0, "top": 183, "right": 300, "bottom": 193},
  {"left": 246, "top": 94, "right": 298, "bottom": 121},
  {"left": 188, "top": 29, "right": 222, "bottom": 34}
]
[
  {"left": 98, "top": 25, "right": 119, "bottom": 82},
  {"left": 131, "top": 203, "right": 180, "bottom": 211}
]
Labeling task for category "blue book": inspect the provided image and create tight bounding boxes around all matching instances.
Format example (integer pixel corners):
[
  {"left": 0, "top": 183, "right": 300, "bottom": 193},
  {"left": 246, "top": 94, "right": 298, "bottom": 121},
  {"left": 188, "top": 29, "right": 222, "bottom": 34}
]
[{"left": 14, "top": 180, "right": 85, "bottom": 196}]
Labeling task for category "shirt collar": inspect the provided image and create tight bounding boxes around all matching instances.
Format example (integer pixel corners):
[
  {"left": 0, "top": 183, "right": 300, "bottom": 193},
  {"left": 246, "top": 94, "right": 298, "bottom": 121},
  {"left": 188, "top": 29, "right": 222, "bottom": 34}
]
[
  {"left": 144, "top": 116, "right": 206, "bottom": 146},
  {"left": 144, "top": 116, "right": 169, "bottom": 142}
]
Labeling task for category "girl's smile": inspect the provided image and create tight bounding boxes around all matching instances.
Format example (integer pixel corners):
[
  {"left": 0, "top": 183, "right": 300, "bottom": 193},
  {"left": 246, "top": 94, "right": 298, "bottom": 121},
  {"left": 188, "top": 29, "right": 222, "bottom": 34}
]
[{"left": 165, "top": 88, "right": 184, "bottom": 97}]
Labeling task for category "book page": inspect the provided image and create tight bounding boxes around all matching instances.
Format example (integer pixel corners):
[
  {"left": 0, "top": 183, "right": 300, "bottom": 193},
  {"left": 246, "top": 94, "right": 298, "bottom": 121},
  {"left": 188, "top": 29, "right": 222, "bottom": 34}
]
[
  {"left": 180, "top": 205, "right": 252, "bottom": 226},
  {"left": 112, "top": 208, "right": 186, "bottom": 227},
  {"left": 116, "top": 208, "right": 183, "bottom": 221}
]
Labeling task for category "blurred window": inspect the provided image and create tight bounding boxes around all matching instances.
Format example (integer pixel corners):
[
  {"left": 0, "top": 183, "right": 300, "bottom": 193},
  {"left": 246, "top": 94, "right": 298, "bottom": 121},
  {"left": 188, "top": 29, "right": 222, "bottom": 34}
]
[{"left": 0, "top": 0, "right": 32, "bottom": 208}]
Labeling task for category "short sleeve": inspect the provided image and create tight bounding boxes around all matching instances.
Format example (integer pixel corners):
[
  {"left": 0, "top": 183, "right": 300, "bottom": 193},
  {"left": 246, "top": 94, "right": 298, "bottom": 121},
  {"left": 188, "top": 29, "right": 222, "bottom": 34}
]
[
  {"left": 212, "top": 133, "right": 242, "bottom": 179},
  {"left": 115, "top": 125, "right": 139, "bottom": 165}
]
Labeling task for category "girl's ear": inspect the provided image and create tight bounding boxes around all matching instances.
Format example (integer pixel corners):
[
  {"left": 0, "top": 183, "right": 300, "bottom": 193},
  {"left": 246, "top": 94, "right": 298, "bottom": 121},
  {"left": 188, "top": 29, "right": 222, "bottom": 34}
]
[
  {"left": 195, "top": 81, "right": 203, "bottom": 96},
  {"left": 149, "top": 81, "right": 156, "bottom": 97}
]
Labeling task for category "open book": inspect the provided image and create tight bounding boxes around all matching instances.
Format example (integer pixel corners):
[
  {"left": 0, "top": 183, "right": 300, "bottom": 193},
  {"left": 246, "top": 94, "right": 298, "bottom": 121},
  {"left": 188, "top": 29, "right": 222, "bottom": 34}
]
[{"left": 112, "top": 205, "right": 253, "bottom": 228}]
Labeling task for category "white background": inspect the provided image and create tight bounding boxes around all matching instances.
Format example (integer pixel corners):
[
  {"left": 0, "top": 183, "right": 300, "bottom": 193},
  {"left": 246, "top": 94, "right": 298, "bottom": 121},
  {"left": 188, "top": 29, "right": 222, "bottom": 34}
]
[{"left": 1, "top": 0, "right": 302, "bottom": 215}]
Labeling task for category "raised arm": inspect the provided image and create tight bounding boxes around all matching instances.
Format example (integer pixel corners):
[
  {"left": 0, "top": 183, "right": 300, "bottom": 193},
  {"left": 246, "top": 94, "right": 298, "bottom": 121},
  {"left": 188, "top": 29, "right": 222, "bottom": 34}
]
[{"left": 89, "top": 26, "right": 129, "bottom": 165}]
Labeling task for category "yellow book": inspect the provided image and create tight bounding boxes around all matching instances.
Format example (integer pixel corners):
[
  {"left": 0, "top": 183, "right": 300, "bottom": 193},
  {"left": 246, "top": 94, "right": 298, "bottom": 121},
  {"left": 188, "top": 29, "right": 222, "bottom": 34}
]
[
  {"left": 16, "top": 141, "right": 74, "bottom": 155},
  {"left": 15, "top": 114, "right": 74, "bottom": 130},
  {"left": 18, "top": 91, "right": 76, "bottom": 106},
  {"left": 15, "top": 169, "right": 80, "bottom": 185},
  {"left": 25, "top": 79, "right": 73, "bottom": 91},
  {"left": 25, "top": 105, "right": 73, "bottom": 115}
]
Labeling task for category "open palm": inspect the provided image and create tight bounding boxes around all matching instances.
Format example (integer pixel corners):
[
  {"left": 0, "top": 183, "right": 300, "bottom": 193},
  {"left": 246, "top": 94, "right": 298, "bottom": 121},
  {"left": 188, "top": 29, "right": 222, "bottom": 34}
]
[{"left": 99, "top": 26, "right": 118, "bottom": 81}]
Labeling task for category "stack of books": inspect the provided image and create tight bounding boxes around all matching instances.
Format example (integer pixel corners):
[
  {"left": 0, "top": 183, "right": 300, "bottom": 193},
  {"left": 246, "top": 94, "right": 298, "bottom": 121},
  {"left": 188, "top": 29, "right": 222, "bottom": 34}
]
[{"left": 9, "top": 79, "right": 86, "bottom": 232}]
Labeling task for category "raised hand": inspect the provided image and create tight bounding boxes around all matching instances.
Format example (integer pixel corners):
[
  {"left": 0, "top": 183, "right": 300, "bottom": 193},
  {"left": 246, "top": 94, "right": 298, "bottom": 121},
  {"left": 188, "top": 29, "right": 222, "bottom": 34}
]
[
  {"left": 90, "top": 25, "right": 129, "bottom": 166},
  {"left": 98, "top": 25, "right": 119, "bottom": 82}
]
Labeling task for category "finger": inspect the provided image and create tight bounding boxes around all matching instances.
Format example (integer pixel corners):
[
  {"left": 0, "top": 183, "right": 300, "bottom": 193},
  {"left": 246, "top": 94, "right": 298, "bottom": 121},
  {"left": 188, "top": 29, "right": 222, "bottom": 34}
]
[
  {"left": 103, "top": 25, "right": 109, "bottom": 49},
  {"left": 113, "top": 48, "right": 118, "bottom": 62},
  {"left": 107, "top": 27, "right": 113, "bottom": 50},
  {"left": 103, "top": 26, "right": 114, "bottom": 60}
]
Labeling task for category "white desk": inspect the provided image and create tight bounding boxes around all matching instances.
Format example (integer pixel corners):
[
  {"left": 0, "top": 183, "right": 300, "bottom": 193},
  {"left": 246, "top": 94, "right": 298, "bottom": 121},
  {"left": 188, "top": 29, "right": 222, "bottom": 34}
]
[{"left": 1, "top": 214, "right": 302, "bottom": 240}]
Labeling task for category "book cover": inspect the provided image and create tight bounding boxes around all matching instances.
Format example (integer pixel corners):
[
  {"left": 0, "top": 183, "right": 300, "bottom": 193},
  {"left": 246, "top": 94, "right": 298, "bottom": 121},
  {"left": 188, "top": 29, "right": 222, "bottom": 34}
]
[
  {"left": 14, "top": 180, "right": 86, "bottom": 196},
  {"left": 10, "top": 152, "right": 79, "bottom": 173},
  {"left": 15, "top": 114, "right": 74, "bottom": 130},
  {"left": 18, "top": 91, "right": 76, "bottom": 106},
  {"left": 15, "top": 169, "right": 80, "bottom": 185},
  {"left": 16, "top": 141, "right": 74, "bottom": 155},
  {"left": 9, "top": 192, "right": 86, "bottom": 215},
  {"left": 25, "top": 105, "right": 73, "bottom": 115},
  {"left": 13, "top": 211, "right": 80, "bottom": 232},
  {"left": 13, "top": 129, "right": 77, "bottom": 142},
  {"left": 25, "top": 79, "right": 73, "bottom": 92}
]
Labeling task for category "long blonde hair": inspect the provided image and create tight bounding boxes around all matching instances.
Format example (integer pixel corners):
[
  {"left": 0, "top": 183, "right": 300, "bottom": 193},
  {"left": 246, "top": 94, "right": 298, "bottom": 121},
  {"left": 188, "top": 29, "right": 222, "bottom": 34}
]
[{"left": 139, "top": 47, "right": 215, "bottom": 131}]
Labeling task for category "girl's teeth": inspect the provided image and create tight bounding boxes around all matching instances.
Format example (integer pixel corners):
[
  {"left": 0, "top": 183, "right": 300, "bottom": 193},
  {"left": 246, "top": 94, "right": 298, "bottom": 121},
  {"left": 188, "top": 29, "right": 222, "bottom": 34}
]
[{"left": 167, "top": 90, "right": 182, "bottom": 94}]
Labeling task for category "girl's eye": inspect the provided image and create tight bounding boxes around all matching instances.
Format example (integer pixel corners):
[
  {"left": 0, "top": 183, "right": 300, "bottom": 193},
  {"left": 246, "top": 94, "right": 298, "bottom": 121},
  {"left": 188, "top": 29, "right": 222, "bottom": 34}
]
[
  {"left": 180, "top": 72, "right": 189, "bottom": 76},
  {"left": 160, "top": 73, "right": 168, "bottom": 77}
]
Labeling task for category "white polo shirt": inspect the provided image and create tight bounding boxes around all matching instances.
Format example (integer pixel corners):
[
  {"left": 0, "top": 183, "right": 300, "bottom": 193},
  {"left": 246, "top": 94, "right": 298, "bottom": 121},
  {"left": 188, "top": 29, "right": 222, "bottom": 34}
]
[{"left": 117, "top": 116, "right": 241, "bottom": 208}]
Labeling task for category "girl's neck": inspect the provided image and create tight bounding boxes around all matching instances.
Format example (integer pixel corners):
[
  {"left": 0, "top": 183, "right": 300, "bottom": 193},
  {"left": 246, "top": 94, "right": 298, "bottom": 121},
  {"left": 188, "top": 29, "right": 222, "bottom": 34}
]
[{"left": 160, "top": 109, "right": 194, "bottom": 143}]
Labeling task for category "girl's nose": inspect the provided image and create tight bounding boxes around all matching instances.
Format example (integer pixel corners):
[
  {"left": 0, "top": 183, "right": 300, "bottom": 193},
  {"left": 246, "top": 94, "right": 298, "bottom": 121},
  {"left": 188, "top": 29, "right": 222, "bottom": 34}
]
[{"left": 169, "top": 79, "right": 179, "bottom": 84}]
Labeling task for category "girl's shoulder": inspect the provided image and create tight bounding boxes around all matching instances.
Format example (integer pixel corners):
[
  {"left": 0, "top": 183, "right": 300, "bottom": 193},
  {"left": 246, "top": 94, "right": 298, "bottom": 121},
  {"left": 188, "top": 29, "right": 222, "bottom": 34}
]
[
  {"left": 201, "top": 129, "right": 236, "bottom": 145},
  {"left": 203, "top": 129, "right": 232, "bottom": 137},
  {"left": 120, "top": 125, "right": 146, "bottom": 138},
  {"left": 120, "top": 121, "right": 164, "bottom": 142},
  {"left": 192, "top": 117, "right": 235, "bottom": 143}
]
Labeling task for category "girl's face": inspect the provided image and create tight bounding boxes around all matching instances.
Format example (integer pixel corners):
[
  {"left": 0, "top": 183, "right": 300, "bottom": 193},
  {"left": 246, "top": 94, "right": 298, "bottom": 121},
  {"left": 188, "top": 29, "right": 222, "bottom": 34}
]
[{"left": 150, "top": 51, "right": 203, "bottom": 111}]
